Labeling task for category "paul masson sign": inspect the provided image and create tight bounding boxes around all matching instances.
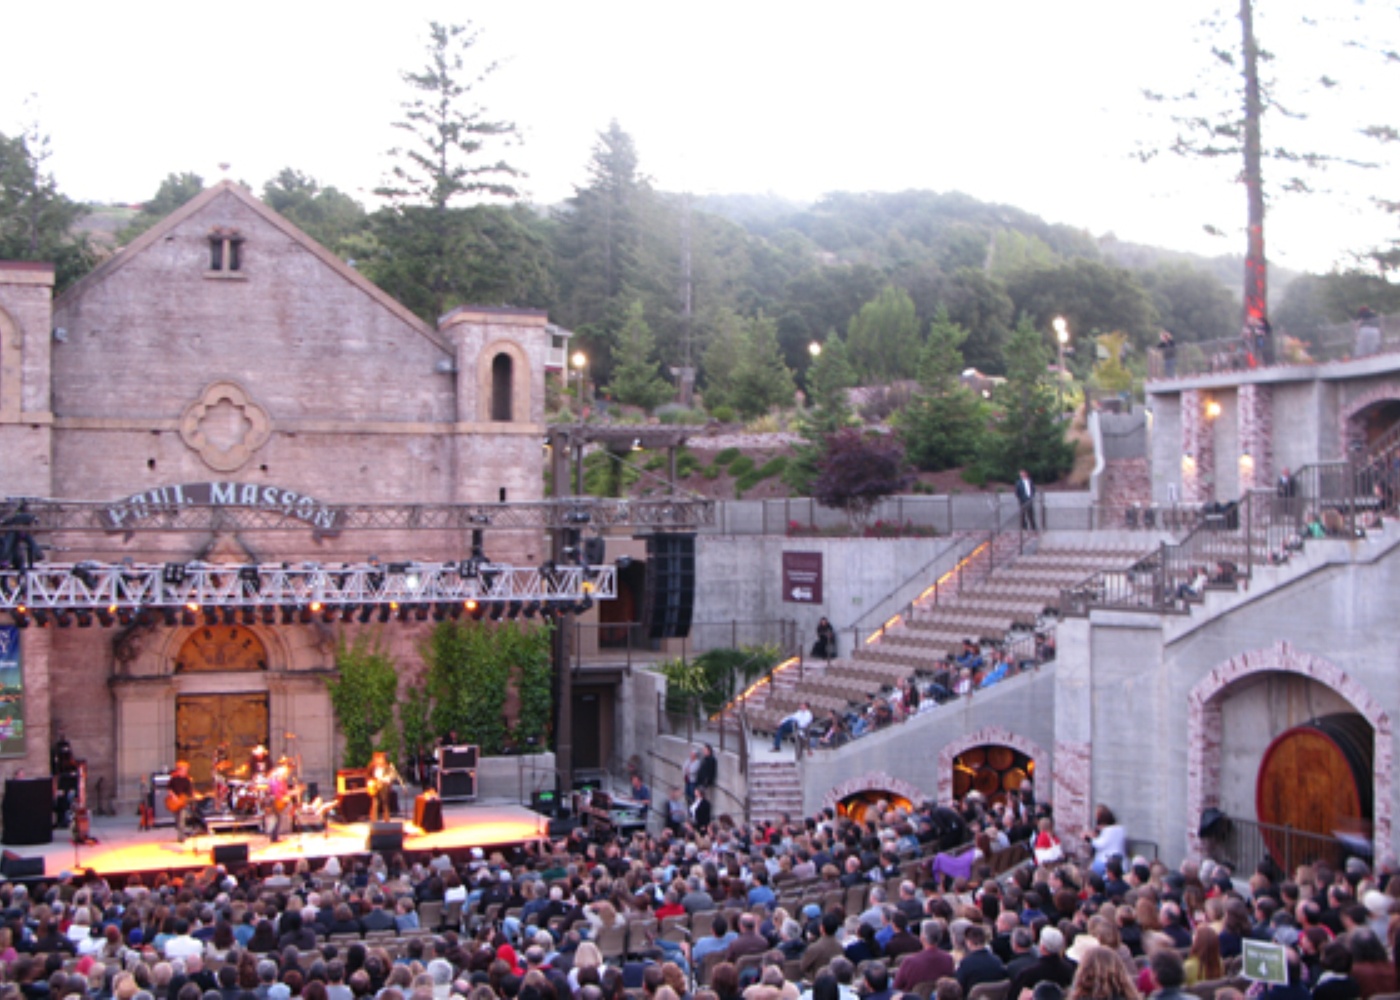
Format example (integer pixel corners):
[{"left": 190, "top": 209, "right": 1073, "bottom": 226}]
[{"left": 103, "top": 483, "right": 343, "bottom": 532}]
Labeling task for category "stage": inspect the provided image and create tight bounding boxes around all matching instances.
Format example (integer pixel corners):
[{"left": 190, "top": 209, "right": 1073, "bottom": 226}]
[{"left": 10, "top": 802, "right": 551, "bottom": 880}]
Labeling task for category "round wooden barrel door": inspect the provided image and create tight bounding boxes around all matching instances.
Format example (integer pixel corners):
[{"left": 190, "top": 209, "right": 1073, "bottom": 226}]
[
  {"left": 1256, "top": 714, "right": 1371, "bottom": 869},
  {"left": 953, "top": 745, "right": 1035, "bottom": 805}
]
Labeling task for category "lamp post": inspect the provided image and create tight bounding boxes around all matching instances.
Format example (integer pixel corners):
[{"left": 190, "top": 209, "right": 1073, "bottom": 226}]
[
  {"left": 809, "top": 341, "right": 822, "bottom": 360},
  {"left": 570, "top": 350, "right": 587, "bottom": 419},
  {"left": 1052, "top": 316, "right": 1069, "bottom": 414}
]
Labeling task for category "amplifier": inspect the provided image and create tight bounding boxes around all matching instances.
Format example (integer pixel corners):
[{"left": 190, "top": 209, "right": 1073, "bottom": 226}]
[
  {"left": 336, "top": 768, "right": 368, "bottom": 794},
  {"left": 438, "top": 769, "right": 477, "bottom": 801},
  {"left": 438, "top": 745, "right": 479, "bottom": 770}
]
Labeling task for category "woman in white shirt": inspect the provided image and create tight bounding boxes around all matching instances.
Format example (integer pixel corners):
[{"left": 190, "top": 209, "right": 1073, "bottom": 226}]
[{"left": 1085, "top": 803, "right": 1127, "bottom": 876}]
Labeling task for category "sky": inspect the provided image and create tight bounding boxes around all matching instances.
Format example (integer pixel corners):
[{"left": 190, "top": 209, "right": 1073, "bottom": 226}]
[{"left": 2, "top": 1, "right": 1396, "bottom": 276}]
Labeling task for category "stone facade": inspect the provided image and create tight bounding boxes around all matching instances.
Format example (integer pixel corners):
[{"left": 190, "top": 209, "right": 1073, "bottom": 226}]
[
  {"left": 1180, "top": 389, "right": 1215, "bottom": 504},
  {"left": 0, "top": 183, "right": 551, "bottom": 809},
  {"left": 1237, "top": 383, "right": 1273, "bottom": 491}
]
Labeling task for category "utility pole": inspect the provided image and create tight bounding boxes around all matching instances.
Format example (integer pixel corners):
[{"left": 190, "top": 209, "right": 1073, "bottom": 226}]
[{"left": 1240, "top": 0, "right": 1267, "bottom": 330}]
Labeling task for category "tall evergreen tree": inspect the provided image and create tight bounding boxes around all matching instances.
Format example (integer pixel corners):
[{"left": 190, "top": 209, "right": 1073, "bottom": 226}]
[
  {"left": 609, "top": 299, "right": 671, "bottom": 411},
  {"left": 0, "top": 126, "right": 94, "bottom": 289},
  {"left": 986, "top": 317, "right": 1074, "bottom": 483},
  {"left": 900, "top": 310, "right": 983, "bottom": 472},
  {"left": 846, "top": 285, "right": 922, "bottom": 382},
  {"left": 784, "top": 332, "right": 857, "bottom": 495},
  {"left": 729, "top": 312, "right": 796, "bottom": 419}
]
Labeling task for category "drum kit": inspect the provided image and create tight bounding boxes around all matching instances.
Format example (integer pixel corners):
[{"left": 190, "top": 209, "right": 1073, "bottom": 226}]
[{"left": 204, "top": 734, "right": 303, "bottom": 820}]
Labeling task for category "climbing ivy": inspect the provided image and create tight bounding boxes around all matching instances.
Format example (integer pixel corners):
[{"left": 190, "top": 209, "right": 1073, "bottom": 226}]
[
  {"left": 326, "top": 632, "right": 401, "bottom": 768},
  {"left": 421, "top": 620, "right": 553, "bottom": 754}
]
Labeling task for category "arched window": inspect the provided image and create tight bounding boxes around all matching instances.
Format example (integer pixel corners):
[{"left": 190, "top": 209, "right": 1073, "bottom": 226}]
[{"left": 491, "top": 353, "right": 513, "bottom": 422}]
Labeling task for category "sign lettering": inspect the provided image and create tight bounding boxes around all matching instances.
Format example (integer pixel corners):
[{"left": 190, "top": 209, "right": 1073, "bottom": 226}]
[
  {"left": 782, "top": 551, "right": 824, "bottom": 604},
  {"left": 102, "top": 482, "right": 343, "bottom": 531}
]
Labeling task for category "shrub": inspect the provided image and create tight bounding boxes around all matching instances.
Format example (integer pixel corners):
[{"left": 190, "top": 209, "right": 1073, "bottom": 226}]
[
  {"left": 727, "top": 454, "right": 756, "bottom": 478},
  {"left": 675, "top": 451, "right": 700, "bottom": 476},
  {"left": 714, "top": 447, "right": 741, "bottom": 467},
  {"left": 702, "top": 465, "right": 722, "bottom": 480},
  {"left": 710, "top": 405, "right": 736, "bottom": 423}
]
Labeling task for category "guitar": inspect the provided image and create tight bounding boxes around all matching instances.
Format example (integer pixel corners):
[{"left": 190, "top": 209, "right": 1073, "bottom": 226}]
[{"left": 166, "top": 790, "right": 205, "bottom": 813}]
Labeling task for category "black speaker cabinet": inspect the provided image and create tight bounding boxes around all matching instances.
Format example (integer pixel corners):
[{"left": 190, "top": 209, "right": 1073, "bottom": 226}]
[
  {"left": 438, "top": 769, "right": 476, "bottom": 802},
  {"left": 438, "top": 745, "right": 479, "bottom": 770},
  {"left": 0, "top": 853, "right": 45, "bottom": 878},
  {"left": 546, "top": 817, "right": 580, "bottom": 838},
  {"left": 337, "top": 790, "right": 371, "bottom": 823},
  {"left": 414, "top": 794, "right": 444, "bottom": 833},
  {"left": 2, "top": 778, "right": 54, "bottom": 846},
  {"left": 645, "top": 533, "right": 696, "bottom": 640},
  {"left": 212, "top": 843, "right": 249, "bottom": 866},
  {"left": 367, "top": 821, "right": 403, "bottom": 852}
]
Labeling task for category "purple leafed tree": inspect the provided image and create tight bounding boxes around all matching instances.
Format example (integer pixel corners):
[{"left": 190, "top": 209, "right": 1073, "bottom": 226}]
[{"left": 812, "top": 429, "right": 915, "bottom": 529}]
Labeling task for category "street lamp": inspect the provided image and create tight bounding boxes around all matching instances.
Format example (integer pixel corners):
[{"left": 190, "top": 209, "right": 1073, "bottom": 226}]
[
  {"left": 1052, "top": 316, "right": 1069, "bottom": 413},
  {"left": 808, "top": 341, "right": 822, "bottom": 360},
  {"left": 570, "top": 350, "right": 587, "bottom": 418}
]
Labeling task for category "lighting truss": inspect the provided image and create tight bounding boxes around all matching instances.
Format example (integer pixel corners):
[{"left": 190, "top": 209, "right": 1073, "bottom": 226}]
[
  {"left": 0, "top": 560, "right": 615, "bottom": 615},
  {"left": 3, "top": 497, "right": 714, "bottom": 534}
]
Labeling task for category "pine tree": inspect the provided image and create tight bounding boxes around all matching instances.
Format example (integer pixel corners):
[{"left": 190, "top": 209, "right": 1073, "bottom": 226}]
[
  {"left": 986, "top": 317, "right": 1074, "bottom": 483},
  {"left": 609, "top": 300, "right": 671, "bottom": 411},
  {"left": 0, "top": 126, "right": 94, "bottom": 289},
  {"left": 784, "top": 333, "right": 857, "bottom": 495},
  {"left": 729, "top": 313, "right": 796, "bottom": 419},
  {"left": 900, "top": 309, "right": 984, "bottom": 472}
]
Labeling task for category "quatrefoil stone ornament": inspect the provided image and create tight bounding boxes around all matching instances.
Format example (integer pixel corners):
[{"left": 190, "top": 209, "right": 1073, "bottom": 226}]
[{"left": 179, "top": 380, "right": 272, "bottom": 472}]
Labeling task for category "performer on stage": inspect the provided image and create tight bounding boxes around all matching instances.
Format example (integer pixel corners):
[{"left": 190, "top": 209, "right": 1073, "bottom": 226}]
[
  {"left": 369, "top": 750, "right": 397, "bottom": 822},
  {"left": 167, "top": 760, "right": 195, "bottom": 843},
  {"left": 247, "top": 744, "right": 271, "bottom": 777},
  {"left": 266, "top": 761, "right": 294, "bottom": 843}
]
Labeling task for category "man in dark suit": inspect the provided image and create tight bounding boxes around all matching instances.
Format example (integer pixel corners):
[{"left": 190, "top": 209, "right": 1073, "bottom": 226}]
[
  {"left": 690, "top": 787, "right": 712, "bottom": 830},
  {"left": 1015, "top": 470, "right": 1037, "bottom": 531},
  {"left": 1009, "top": 926, "right": 1076, "bottom": 998},
  {"left": 860, "top": 961, "right": 897, "bottom": 1000},
  {"left": 956, "top": 923, "right": 1008, "bottom": 994},
  {"left": 360, "top": 894, "right": 397, "bottom": 932},
  {"left": 801, "top": 911, "right": 846, "bottom": 981}
]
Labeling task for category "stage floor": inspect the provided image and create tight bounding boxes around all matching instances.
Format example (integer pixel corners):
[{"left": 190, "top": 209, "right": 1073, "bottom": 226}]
[{"left": 16, "top": 802, "right": 549, "bottom": 879}]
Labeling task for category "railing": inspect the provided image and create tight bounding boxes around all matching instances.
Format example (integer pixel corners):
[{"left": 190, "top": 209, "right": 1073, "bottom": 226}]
[
  {"left": 1206, "top": 815, "right": 1354, "bottom": 875},
  {"left": 1062, "top": 458, "right": 1391, "bottom": 616},
  {"left": 1147, "top": 317, "right": 1400, "bottom": 381},
  {"left": 571, "top": 618, "right": 799, "bottom": 669},
  {"left": 839, "top": 534, "right": 987, "bottom": 656},
  {"left": 642, "top": 747, "right": 748, "bottom": 823}
]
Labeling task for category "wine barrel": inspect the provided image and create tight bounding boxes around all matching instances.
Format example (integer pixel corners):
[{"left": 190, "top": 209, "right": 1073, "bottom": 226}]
[
  {"left": 961, "top": 748, "right": 987, "bottom": 768},
  {"left": 973, "top": 766, "right": 1000, "bottom": 796},
  {"left": 1256, "top": 714, "right": 1371, "bottom": 868},
  {"left": 953, "top": 766, "right": 974, "bottom": 798},
  {"left": 1002, "top": 767, "right": 1027, "bottom": 791},
  {"left": 988, "top": 746, "right": 1015, "bottom": 770}
]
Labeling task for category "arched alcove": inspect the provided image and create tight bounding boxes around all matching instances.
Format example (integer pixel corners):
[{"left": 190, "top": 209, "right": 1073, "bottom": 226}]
[
  {"left": 476, "top": 340, "right": 530, "bottom": 424},
  {"left": 491, "top": 353, "right": 514, "bottom": 422},
  {"left": 936, "top": 726, "right": 1050, "bottom": 806}
]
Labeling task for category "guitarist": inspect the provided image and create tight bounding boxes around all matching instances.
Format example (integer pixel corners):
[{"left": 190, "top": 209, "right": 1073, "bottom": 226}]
[
  {"left": 368, "top": 750, "right": 396, "bottom": 822},
  {"left": 167, "top": 760, "right": 194, "bottom": 843}
]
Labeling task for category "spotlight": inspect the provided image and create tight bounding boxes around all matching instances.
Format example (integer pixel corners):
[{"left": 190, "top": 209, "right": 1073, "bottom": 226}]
[
  {"left": 522, "top": 601, "right": 540, "bottom": 619},
  {"left": 507, "top": 600, "right": 523, "bottom": 620},
  {"left": 583, "top": 536, "right": 606, "bottom": 566},
  {"left": 260, "top": 606, "right": 276, "bottom": 625},
  {"left": 464, "top": 599, "right": 478, "bottom": 613},
  {"left": 119, "top": 608, "right": 135, "bottom": 627},
  {"left": 564, "top": 509, "right": 591, "bottom": 524},
  {"left": 461, "top": 559, "right": 478, "bottom": 580},
  {"left": 469, "top": 602, "right": 485, "bottom": 622},
  {"left": 480, "top": 566, "right": 499, "bottom": 593},
  {"left": 387, "top": 562, "right": 410, "bottom": 575},
  {"left": 358, "top": 606, "right": 373, "bottom": 624},
  {"left": 281, "top": 606, "right": 298, "bottom": 625},
  {"left": 136, "top": 609, "right": 154, "bottom": 626},
  {"left": 96, "top": 607, "right": 114, "bottom": 627},
  {"left": 180, "top": 607, "right": 196, "bottom": 626},
  {"left": 221, "top": 607, "right": 237, "bottom": 625},
  {"left": 75, "top": 609, "right": 92, "bottom": 628},
  {"left": 413, "top": 605, "right": 428, "bottom": 622},
  {"left": 163, "top": 563, "right": 187, "bottom": 586},
  {"left": 432, "top": 604, "right": 448, "bottom": 622},
  {"left": 617, "top": 555, "right": 633, "bottom": 570},
  {"left": 161, "top": 608, "right": 178, "bottom": 627},
  {"left": 241, "top": 607, "right": 256, "bottom": 626},
  {"left": 298, "top": 606, "right": 312, "bottom": 624},
  {"left": 73, "top": 562, "right": 99, "bottom": 590},
  {"left": 204, "top": 607, "right": 220, "bottom": 626},
  {"left": 578, "top": 595, "right": 594, "bottom": 614},
  {"left": 12, "top": 605, "right": 28, "bottom": 628},
  {"left": 489, "top": 602, "right": 504, "bottom": 622},
  {"left": 33, "top": 608, "right": 49, "bottom": 627},
  {"left": 186, "top": 601, "right": 200, "bottom": 614},
  {"left": 378, "top": 605, "right": 391, "bottom": 623},
  {"left": 310, "top": 601, "right": 323, "bottom": 613},
  {"left": 239, "top": 566, "right": 261, "bottom": 593}
]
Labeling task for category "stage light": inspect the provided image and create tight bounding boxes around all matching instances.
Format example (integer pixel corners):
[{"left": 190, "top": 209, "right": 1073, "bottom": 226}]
[
  {"left": 220, "top": 607, "right": 237, "bottom": 625},
  {"left": 489, "top": 602, "right": 504, "bottom": 621},
  {"left": 186, "top": 602, "right": 200, "bottom": 614},
  {"left": 413, "top": 605, "right": 428, "bottom": 622},
  {"left": 387, "top": 562, "right": 410, "bottom": 575},
  {"left": 507, "top": 600, "right": 523, "bottom": 620},
  {"left": 136, "top": 609, "right": 153, "bottom": 626},
  {"left": 241, "top": 607, "right": 256, "bottom": 626},
  {"left": 161, "top": 608, "right": 178, "bottom": 627},
  {"left": 432, "top": 604, "right": 448, "bottom": 622},
  {"left": 377, "top": 605, "right": 391, "bottom": 623},
  {"left": 181, "top": 607, "right": 196, "bottom": 626},
  {"left": 464, "top": 599, "right": 478, "bottom": 613},
  {"left": 469, "top": 602, "right": 485, "bottom": 621},
  {"left": 32, "top": 608, "right": 49, "bottom": 627},
  {"left": 12, "top": 605, "right": 28, "bottom": 628},
  {"left": 358, "top": 606, "right": 373, "bottom": 624},
  {"left": 310, "top": 601, "right": 323, "bottom": 613},
  {"left": 261, "top": 606, "right": 276, "bottom": 625},
  {"left": 281, "top": 606, "right": 298, "bottom": 625},
  {"left": 582, "top": 580, "right": 595, "bottom": 595},
  {"left": 238, "top": 565, "right": 261, "bottom": 593},
  {"left": 460, "top": 560, "right": 478, "bottom": 580},
  {"left": 119, "top": 608, "right": 135, "bottom": 627},
  {"left": 72, "top": 562, "right": 99, "bottom": 589},
  {"left": 163, "top": 563, "right": 187, "bottom": 585},
  {"left": 565, "top": 509, "right": 591, "bottom": 524},
  {"left": 480, "top": 566, "right": 499, "bottom": 593},
  {"left": 96, "top": 607, "right": 113, "bottom": 627},
  {"left": 523, "top": 601, "right": 540, "bottom": 619},
  {"left": 298, "top": 606, "right": 312, "bottom": 624}
]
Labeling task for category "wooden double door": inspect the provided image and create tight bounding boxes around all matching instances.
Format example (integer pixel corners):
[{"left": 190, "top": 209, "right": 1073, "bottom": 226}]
[{"left": 175, "top": 694, "right": 269, "bottom": 787}]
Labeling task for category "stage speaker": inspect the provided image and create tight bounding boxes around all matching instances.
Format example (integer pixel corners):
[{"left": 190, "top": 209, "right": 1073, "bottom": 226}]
[
  {"left": 438, "top": 745, "right": 479, "bottom": 770},
  {"left": 212, "top": 843, "right": 249, "bottom": 866},
  {"left": 530, "top": 789, "right": 559, "bottom": 817},
  {"left": 645, "top": 533, "right": 695, "bottom": 640},
  {"left": 337, "top": 790, "right": 371, "bottom": 823},
  {"left": 2, "top": 778, "right": 54, "bottom": 846},
  {"left": 336, "top": 768, "right": 369, "bottom": 794},
  {"left": 367, "top": 821, "right": 403, "bottom": 852},
  {"left": 414, "top": 794, "right": 444, "bottom": 833},
  {"left": 546, "top": 817, "right": 579, "bottom": 838},
  {"left": 438, "top": 770, "right": 476, "bottom": 801},
  {"left": 0, "top": 852, "right": 45, "bottom": 878}
]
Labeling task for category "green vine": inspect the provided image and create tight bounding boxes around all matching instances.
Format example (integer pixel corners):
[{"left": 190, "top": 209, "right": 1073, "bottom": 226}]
[
  {"left": 421, "top": 620, "right": 553, "bottom": 755},
  {"left": 660, "top": 644, "right": 782, "bottom": 717},
  {"left": 326, "top": 632, "right": 400, "bottom": 768}
]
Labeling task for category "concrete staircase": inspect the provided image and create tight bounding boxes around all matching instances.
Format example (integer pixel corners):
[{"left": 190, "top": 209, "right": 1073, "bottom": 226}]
[
  {"left": 1102, "top": 457, "right": 1151, "bottom": 509},
  {"left": 748, "top": 759, "right": 804, "bottom": 828},
  {"left": 732, "top": 539, "right": 1153, "bottom": 738}
]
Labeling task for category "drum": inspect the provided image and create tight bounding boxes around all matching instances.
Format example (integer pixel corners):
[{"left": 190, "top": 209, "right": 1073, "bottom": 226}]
[{"left": 232, "top": 783, "right": 262, "bottom": 814}]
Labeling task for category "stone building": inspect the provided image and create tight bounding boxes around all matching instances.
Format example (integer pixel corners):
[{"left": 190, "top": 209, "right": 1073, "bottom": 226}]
[{"left": 0, "top": 181, "right": 554, "bottom": 811}]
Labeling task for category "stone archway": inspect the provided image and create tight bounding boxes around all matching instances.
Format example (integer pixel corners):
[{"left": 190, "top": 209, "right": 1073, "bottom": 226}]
[
  {"left": 822, "top": 772, "right": 928, "bottom": 813},
  {"left": 1186, "top": 640, "right": 1392, "bottom": 857},
  {"left": 1341, "top": 387, "right": 1400, "bottom": 454},
  {"left": 936, "top": 726, "right": 1050, "bottom": 805},
  {"left": 476, "top": 340, "right": 531, "bottom": 424}
]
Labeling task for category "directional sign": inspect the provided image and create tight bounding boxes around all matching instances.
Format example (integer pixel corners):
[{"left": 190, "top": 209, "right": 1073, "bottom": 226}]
[
  {"left": 782, "top": 552, "right": 823, "bottom": 604},
  {"left": 1242, "top": 939, "right": 1287, "bottom": 985}
]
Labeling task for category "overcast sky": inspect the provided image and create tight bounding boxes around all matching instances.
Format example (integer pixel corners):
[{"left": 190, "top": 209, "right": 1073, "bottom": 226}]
[{"left": 3, "top": 1, "right": 1395, "bottom": 275}]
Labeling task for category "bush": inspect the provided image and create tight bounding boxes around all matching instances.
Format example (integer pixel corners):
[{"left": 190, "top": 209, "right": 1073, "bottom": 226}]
[
  {"left": 702, "top": 465, "right": 722, "bottom": 480},
  {"left": 758, "top": 456, "right": 789, "bottom": 477},
  {"left": 675, "top": 450, "right": 700, "bottom": 476},
  {"left": 714, "top": 447, "right": 742, "bottom": 467},
  {"left": 727, "top": 454, "right": 756, "bottom": 478},
  {"left": 710, "top": 405, "right": 736, "bottom": 423},
  {"left": 657, "top": 406, "right": 707, "bottom": 425},
  {"left": 961, "top": 465, "right": 989, "bottom": 487}
]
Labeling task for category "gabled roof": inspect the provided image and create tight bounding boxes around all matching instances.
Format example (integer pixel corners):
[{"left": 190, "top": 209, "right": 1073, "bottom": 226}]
[{"left": 57, "top": 180, "right": 450, "bottom": 354}]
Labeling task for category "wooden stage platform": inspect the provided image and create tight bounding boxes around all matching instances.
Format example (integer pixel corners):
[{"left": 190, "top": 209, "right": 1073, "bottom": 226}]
[{"left": 13, "top": 802, "right": 549, "bottom": 880}]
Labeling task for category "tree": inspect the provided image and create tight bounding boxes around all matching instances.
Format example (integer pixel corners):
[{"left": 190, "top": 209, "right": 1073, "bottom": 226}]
[
  {"left": 1139, "top": 262, "right": 1237, "bottom": 343},
  {"left": 783, "top": 332, "right": 857, "bottom": 494},
  {"left": 372, "top": 21, "right": 523, "bottom": 321},
  {"left": 985, "top": 317, "right": 1074, "bottom": 484},
  {"left": 1090, "top": 332, "right": 1134, "bottom": 394},
  {"left": 899, "top": 310, "right": 984, "bottom": 472},
  {"left": 0, "top": 126, "right": 94, "bottom": 289},
  {"left": 326, "top": 633, "right": 401, "bottom": 767},
  {"left": 119, "top": 172, "right": 204, "bottom": 242},
  {"left": 812, "top": 429, "right": 914, "bottom": 529},
  {"left": 609, "top": 299, "right": 671, "bottom": 411},
  {"left": 262, "top": 168, "right": 368, "bottom": 256},
  {"left": 938, "top": 267, "right": 1014, "bottom": 375},
  {"left": 728, "top": 312, "right": 796, "bottom": 419},
  {"left": 1006, "top": 259, "right": 1159, "bottom": 352},
  {"left": 846, "top": 285, "right": 922, "bottom": 382}
]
